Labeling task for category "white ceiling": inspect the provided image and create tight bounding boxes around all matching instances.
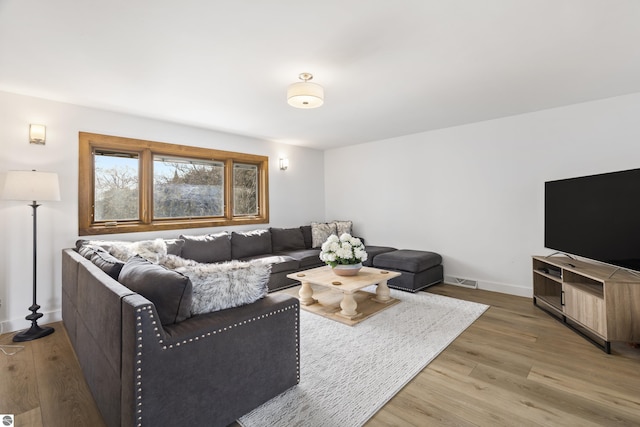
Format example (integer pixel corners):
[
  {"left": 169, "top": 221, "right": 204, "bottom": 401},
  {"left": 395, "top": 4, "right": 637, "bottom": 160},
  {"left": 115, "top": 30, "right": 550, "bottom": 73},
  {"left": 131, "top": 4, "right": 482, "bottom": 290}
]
[{"left": 2, "top": 0, "right": 640, "bottom": 150}]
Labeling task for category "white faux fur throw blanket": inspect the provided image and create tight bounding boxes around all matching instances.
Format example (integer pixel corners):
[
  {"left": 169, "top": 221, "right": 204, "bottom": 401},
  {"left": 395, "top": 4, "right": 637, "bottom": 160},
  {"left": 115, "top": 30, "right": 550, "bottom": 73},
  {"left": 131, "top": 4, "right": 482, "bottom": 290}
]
[
  {"left": 87, "top": 238, "right": 167, "bottom": 264},
  {"left": 162, "top": 255, "right": 271, "bottom": 315}
]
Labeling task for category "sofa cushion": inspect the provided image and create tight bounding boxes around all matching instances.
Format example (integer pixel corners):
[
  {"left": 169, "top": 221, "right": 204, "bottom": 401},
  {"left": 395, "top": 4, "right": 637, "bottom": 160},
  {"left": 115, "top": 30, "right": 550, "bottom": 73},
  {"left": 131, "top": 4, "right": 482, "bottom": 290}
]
[
  {"left": 311, "top": 222, "right": 337, "bottom": 248},
  {"left": 231, "top": 229, "right": 272, "bottom": 259},
  {"left": 361, "top": 245, "right": 397, "bottom": 267},
  {"left": 180, "top": 232, "right": 231, "bottom": 264},
  {"left": 78, "top": 245, "right": 125, "bottom": 280},
  {"left": 373, "top": 250, "right": 442, "bottom": 273},
  {"left": 270, "top": 227, "right": 306, "bottom": 252},
  {"left": 278, "top": 248, "right": 323, "bottom": 268},
  {"left": 173, "top": 260, "right": 270, "bottom": 315},
  {"left": 119, "top": 255, "right": 192, "bottom": 325},
  {"left": 300, "top": 226, "right": 313, "bottom": 249},
  {"left": 238, "top": 254, "right": 300, "bottom": 274}
]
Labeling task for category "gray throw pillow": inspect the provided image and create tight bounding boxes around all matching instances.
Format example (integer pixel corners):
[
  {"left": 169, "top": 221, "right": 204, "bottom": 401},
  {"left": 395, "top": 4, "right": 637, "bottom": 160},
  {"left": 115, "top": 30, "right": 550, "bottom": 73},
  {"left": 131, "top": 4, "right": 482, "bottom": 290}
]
[
  {"left": 78, "top": 245, "right": 125, "bottom": 280},
  {"left": 119, "top": 255, "right": 192, "bottom": 325},
  {"left": 179, "top": 232, "right": 231, "bottom": 263},
  {"left": 231, "top": 229, "right": 272, "bottom": 259},
  {"left": 311, "top": 222, "right": 337, "bottom": 248},
  {"left": 270, "top": 227, "right": 306, "bottom": 252}
]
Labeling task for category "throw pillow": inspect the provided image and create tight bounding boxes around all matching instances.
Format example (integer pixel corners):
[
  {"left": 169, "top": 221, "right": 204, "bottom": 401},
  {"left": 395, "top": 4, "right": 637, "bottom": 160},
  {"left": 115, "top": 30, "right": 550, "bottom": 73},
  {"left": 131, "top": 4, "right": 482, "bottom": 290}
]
[
  {"left": 78, "top": 244, "right": 125, "bottom": 280},
  {"left": 179, "top": 232, "right": 231, "bottom": 263},
  {"left": 164, "top": 238, "right": 185, "bottom": 256},
  {"left": 173, "top": 260, "right": 270, "bottom": 315},
  {"left": 78, "top": 244, "right": 104, "bottom": 260},
  {"left": 231, "top": 229, "right": 272, "bottom": 259},
  {"left": 311, "top": 222, "right": 337, "bottom": 248},
  {"left": 119, "top": 256, "right": 192, "bottom": 325},
  {"left": 270, "top": 227, "right": 306, "bottom": 252},
  {"left": 332, "top": 220, "right": 353, "bottom": 237}
]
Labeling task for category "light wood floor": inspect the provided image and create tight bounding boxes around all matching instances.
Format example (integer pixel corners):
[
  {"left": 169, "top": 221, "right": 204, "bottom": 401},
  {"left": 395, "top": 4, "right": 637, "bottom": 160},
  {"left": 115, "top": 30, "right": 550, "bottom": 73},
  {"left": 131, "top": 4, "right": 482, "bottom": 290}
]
[{"left": 2, "top": 284, "right": 639, "bottom": 427}]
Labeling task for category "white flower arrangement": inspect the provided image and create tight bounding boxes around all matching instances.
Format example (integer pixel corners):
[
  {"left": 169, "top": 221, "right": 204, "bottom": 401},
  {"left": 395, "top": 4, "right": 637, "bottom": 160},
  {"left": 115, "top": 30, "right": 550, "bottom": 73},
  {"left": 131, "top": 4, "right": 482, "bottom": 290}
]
[{"left": 319, "top": 233, "right": 368, "bottom": 268}]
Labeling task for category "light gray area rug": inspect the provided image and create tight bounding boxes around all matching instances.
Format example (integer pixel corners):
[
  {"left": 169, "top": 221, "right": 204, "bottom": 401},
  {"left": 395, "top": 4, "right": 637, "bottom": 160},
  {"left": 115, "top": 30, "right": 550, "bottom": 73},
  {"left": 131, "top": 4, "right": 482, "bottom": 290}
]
[{"left": 238, "top": 288, "right": 489, "bottom": 427}]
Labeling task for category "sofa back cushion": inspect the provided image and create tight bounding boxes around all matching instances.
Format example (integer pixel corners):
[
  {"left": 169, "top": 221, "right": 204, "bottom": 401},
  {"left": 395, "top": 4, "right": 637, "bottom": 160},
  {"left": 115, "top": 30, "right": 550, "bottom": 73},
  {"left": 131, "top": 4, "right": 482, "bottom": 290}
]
[
  {"left": 231, "top": 229, "right": 272, "bottom": 259},
  {"left": 180, "top": 232, "right": 231, "bottom": 263},
  {"left": 270, "top": 227, "right": 306, "bottom": 252},
  {"left": 119, "top": 255, "right": 192, "bottom": 325},
  {"left": 300, "top": 225, "right": 313, "bottom": 249}
]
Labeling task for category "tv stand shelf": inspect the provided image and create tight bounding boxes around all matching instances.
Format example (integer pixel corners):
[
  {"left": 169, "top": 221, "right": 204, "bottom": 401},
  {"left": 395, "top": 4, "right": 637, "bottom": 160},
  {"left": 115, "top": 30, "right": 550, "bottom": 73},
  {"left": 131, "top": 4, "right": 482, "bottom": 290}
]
[{"left": 532, "top": 256, "right": 640, "bottom": 353}]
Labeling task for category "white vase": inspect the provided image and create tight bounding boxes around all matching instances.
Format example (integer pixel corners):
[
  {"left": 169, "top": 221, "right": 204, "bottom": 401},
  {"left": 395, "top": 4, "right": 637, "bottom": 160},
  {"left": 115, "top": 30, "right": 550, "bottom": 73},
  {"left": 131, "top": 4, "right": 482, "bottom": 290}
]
[{"left": 332, "top": 263, "right": 363, "bottom": 276}]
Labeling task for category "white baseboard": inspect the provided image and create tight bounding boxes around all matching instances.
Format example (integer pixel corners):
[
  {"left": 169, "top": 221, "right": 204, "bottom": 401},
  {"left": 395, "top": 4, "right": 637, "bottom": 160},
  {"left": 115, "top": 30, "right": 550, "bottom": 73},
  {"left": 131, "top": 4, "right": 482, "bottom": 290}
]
[
  {"left": 477, "top": 280, "right": 532, "bottom": 298},
  {"left": 1, "top": 309, "right": 62, "bottom": 335}
]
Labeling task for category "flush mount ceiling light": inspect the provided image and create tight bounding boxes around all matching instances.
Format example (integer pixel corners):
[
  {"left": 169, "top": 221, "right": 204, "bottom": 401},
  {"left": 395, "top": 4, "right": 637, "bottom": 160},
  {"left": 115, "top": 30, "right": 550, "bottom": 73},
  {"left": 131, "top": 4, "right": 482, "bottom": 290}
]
[{"left": 287, "top": 73, "right": 324, "bottom": 109}]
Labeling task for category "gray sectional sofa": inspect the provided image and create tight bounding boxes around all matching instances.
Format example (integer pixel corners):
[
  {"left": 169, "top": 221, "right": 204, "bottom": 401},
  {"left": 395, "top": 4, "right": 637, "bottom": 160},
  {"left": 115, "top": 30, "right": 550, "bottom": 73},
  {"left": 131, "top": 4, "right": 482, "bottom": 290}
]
[
  {"left": 62, "top": 247, "right": 300, "bottom": 427},
  {"left": 63, "top": 224, "right": 444, "bottom": 426}
]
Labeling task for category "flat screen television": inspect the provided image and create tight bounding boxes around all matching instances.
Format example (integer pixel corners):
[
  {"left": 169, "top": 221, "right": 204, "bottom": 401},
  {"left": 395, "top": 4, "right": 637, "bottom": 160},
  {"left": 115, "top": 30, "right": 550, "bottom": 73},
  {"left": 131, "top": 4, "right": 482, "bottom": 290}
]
[{"left": 545, "top": 168, "right": 640, "bottom": 272}]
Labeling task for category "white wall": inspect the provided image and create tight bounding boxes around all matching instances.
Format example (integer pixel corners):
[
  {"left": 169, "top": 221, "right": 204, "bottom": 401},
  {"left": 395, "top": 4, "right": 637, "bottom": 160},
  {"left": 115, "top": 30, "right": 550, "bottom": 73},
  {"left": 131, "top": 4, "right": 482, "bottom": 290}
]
[
  {"left": 325, "top": 93, "right": 640, "bottom": 297},
  {"left": 0, "top": 90, "right": 325, "bottom": 333}
]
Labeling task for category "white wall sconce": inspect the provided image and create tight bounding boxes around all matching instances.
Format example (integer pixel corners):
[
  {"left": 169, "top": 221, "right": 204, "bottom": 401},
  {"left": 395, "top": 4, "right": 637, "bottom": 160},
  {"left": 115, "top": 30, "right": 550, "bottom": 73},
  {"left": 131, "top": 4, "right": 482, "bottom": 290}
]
[
  {"left": 29, "top": 124, "right": 46, "bottom": 145},
  {"left": 279, "top": 158, "right": 289, "bottom": 171}
]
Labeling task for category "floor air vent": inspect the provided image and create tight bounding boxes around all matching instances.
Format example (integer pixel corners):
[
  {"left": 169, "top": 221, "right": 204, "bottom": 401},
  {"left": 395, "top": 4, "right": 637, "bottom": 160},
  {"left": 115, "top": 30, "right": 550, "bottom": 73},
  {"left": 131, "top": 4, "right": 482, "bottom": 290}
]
[{"left": 445, "top": 275, "right": 479, "bottom": 289}]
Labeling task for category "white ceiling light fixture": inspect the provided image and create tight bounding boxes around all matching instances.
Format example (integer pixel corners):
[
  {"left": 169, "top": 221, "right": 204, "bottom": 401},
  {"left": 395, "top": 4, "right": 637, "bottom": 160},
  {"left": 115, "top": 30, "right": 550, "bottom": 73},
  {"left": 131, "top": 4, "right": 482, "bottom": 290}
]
[{"left": 287, "top": 73, "right": 324, "bottom": 109}]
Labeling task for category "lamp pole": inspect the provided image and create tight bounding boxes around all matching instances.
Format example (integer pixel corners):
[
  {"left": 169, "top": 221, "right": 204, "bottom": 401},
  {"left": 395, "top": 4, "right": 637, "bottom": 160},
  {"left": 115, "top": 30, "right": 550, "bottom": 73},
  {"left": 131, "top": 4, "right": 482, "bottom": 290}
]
[
  {"left": 2, "top": 169, "right": 60, "bottom": 342},
  {"left": 13, "top": 200, "right": 54, "bottom": 342}
]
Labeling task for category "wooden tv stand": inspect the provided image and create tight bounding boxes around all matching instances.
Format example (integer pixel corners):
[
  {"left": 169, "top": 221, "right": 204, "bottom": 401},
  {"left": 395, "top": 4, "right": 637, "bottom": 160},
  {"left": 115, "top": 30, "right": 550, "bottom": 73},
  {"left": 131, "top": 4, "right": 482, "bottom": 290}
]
[{"left": 532, "top": 255, "right": 640, "bottom": 353}]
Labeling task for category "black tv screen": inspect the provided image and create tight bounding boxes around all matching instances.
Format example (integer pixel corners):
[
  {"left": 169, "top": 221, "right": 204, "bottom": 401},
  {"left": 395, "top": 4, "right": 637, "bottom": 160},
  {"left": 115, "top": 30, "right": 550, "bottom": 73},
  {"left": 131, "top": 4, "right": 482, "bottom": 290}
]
[{"left": 545, "top": 168, "right": 640, "bottom": 272}]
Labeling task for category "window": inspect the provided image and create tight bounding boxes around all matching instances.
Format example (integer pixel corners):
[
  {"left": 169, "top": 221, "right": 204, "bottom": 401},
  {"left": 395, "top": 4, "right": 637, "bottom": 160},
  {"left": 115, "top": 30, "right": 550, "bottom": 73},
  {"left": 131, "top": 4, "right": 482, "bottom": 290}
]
[
  {"left": 94, "top": 150, "right": 139, "bottom": 221},
  {"left": 153, "top": 156, "right": 224, "bottom": 219},
  {"left": 233, "top": 163, "right": 258, "bottom": 216},
  {"left": 79, "top": 132, "right": 269, "bottom": 235}
]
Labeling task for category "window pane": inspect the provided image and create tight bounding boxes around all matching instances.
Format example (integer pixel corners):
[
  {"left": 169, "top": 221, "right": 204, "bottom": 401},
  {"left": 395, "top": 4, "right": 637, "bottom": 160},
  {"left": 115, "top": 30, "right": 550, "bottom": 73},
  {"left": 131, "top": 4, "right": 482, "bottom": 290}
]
[
  {"left": 94, "top": 151, "right": 139, "bottom": 221},
  {"left": 233, "top": 163, "right": 258, "bottom": 216},
  {"left": 153, "top": 156, "right": 224, "bottom": 218}
]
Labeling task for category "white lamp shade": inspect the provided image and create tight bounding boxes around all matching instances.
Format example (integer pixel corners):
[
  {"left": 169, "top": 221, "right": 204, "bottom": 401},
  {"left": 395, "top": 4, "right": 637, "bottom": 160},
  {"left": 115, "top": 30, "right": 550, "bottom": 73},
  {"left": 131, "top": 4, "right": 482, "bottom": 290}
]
[
  {"left": 2, "top": 170, "right": 61, "bottom": 202},
  {"left": 287, "top": 81, "right": 324, "bottom": 109}
]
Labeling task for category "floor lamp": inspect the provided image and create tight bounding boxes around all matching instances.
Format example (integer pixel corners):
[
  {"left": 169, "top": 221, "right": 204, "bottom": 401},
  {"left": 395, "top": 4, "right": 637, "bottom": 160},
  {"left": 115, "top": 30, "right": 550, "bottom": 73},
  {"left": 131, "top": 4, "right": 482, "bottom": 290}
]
[{"left": 2, "top": 170, "right": 61, "bottom": 342}]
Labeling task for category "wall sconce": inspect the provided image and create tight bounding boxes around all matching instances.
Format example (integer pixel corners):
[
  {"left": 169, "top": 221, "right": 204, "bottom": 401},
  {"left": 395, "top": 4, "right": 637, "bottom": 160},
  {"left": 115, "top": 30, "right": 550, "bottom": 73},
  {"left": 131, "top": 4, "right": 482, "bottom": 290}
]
[
  {"left": 29, "top": 124, "right": 46, "bottom": 145},
  {"left": 279, "top": 158, "right": 289, "bottom": 171}
]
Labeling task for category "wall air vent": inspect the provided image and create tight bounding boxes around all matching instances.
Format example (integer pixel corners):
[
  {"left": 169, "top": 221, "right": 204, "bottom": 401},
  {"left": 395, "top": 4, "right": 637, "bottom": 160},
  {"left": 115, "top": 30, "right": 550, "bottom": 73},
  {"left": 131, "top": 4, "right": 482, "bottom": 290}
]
[{"left": 444, "top": 275, "right": 479, "bottom": 289}]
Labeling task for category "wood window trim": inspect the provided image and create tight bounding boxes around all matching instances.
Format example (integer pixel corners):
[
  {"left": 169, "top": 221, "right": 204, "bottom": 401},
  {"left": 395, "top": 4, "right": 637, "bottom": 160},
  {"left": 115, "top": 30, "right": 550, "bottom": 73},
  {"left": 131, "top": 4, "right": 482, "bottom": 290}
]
[{"left": 79, "top": 132, "right": 269, "bottom": 236}]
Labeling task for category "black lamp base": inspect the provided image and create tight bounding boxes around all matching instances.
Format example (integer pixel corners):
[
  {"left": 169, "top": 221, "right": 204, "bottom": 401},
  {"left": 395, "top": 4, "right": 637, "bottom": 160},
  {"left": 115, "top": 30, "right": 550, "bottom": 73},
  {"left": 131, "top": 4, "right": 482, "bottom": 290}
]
[{"left": 13, "top": 324, "right": 55, "bottom": 342}]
